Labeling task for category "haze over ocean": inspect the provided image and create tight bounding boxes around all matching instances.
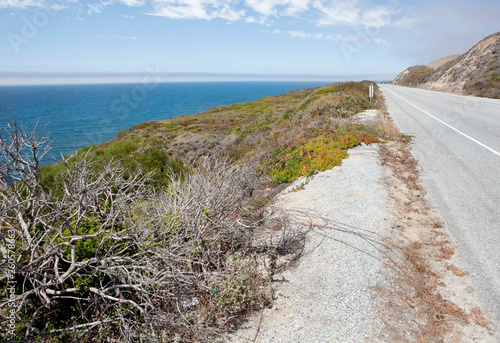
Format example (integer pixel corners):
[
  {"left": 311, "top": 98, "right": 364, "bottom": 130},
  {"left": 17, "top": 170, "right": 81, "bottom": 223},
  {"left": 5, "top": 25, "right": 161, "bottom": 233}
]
[{"left": 0, "top": 81, "right": 330, "bottom": 163}]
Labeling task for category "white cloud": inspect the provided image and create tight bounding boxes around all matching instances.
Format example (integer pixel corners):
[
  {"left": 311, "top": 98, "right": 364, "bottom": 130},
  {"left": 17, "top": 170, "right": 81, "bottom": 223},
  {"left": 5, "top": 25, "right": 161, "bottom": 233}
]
[
  {"left": 145, "top": 0, "right": 397, "bottom": 28},
  {"left": 361, "top": 6, "right": 391, "bottom": 28},
  {"left": 325, "top": 33, "right": 355, "bottom": 42},
  {"left": 147, "top": 0, "right": 246, "bottom": 21},
  {"left": 281, "top": 0, "right": 310, "bottom": 16},
  {"left": 117, "top": 35, "right": 138, "bottom": 39},
  {"left": 393, "top": 17, "right": 419, "bottom": 29},
  {"left": 0, "top": 0, "right": 72, "bottom": 9},
  {"left": 0, "top": 0, "right": 404, "bottom": 31},
  {"left": 50, "top": 3, "right": 68, "bottom": 10},
  {"left": 276, "top": 29, "right": 361, "bottom": 43},
  {"left": 1, "top": 0, "right": 144, "bottom": 15},
  {"left": 119, "top": 0, "right": 145, "bottom": 5},
  {"left": 244, "top": 0, "right": 275, "bottom": 16},
  {"left": 289, "top": 30, "right": 308, "bottom": 38},
  {"left": 87, "top": 3, "right": 104, "bottom": 13},
  {"left": 0, "top": 0, "right": 45, "bottom": 8},
  {"left": 245, "top": 15, "right": 267, "bottom": 24},
  {"left": 243, "top": 0, "right": 311, "bottom": 17},
  {"left": 287, "top": 30, "right": 324, "bottom": 39},
  {"left": 87, "top": 1, "right": 116, "bottom": 14},
  {"left": 314, "top": 1, "right": 360, "bottom": 26}
]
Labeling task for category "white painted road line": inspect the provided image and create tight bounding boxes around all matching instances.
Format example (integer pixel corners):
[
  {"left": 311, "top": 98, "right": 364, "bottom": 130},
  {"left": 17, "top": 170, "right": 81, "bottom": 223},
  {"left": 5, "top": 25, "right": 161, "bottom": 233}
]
[{"left": 384, "top": 87, "right": 500, "bottom": 158}]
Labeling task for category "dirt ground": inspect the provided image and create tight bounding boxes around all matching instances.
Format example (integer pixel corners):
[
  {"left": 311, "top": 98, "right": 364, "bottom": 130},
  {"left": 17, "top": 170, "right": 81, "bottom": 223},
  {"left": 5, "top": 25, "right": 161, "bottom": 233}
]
[{"left": 376, "top": 113, "right": 496, "bottom": 342}]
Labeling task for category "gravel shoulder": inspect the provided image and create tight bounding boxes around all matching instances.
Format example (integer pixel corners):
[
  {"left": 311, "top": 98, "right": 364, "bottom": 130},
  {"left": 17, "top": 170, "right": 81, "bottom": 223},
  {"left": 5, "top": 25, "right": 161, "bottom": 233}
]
[{"left": 228, "top": 144, "right": 394, "bottom": 342}]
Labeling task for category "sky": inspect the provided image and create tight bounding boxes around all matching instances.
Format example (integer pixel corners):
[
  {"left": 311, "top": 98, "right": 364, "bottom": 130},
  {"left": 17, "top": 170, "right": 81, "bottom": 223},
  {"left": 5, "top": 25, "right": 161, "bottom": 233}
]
[{"left": 0, "top": 0, "right": 499, "bottom": 85}]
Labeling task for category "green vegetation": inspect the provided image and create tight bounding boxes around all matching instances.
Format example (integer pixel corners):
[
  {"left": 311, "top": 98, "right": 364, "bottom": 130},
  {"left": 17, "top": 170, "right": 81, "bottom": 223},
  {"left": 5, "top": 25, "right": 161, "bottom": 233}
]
[
  {"left": 84, "top": 81, "right": 378, "bottom": 180},
  {"left": 394, "top": 65, "right": 435, "bottom": 86},
  {"left": 263, "top": 126, "right": 378, "bottom": 184},
  {"left": 37, "top": 81, "right": 382, "bottom": 197},
  {"left": 490, "top": 71, "right": 500, "bottom": 83},
  {"left": 40, "top": 140, "right": 187, "bottom": 194},
  {"left": 488, "top": 57, "right": 498, "bottom": 67},
  {"left": 2, "top": 81, "right": 390, "bottom": 342}
]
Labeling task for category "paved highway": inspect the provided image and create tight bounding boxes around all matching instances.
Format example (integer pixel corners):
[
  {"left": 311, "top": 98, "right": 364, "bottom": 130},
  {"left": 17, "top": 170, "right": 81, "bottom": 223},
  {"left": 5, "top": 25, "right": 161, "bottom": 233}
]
[{"left": 379, "top": 84, "right": 500, "bottom": 336}]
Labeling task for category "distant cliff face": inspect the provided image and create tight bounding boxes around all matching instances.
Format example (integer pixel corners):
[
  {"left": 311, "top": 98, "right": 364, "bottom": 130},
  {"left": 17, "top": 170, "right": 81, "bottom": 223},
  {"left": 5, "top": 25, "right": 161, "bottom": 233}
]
[
  {"left": 393, "top": 32, "right": 500, "bottom": 98},
  {"left": 392, "top": 65, "right": 434, "bottom": 86},
  {"left": 425, "top": 55, "right": 461, "bottom": 69}
]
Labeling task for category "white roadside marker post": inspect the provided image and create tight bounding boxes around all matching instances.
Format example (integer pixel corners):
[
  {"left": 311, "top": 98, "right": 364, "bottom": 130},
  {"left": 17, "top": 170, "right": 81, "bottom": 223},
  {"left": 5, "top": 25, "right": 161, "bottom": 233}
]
[{"left": 369, "top": 84, "right": 374, "bottom": 104}]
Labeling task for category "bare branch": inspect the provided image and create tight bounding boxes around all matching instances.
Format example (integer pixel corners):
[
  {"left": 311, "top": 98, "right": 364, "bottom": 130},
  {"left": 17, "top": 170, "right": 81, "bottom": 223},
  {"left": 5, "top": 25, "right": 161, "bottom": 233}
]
[{"left": 0, "top": 122, "right": 306, "bottom": 342}]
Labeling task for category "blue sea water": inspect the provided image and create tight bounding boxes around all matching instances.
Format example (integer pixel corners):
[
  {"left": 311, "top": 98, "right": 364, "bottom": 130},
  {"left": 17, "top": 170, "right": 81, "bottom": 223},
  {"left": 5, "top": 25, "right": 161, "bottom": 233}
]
[{"left": 0, "top": 81, "right": 330, "bottom": 164}]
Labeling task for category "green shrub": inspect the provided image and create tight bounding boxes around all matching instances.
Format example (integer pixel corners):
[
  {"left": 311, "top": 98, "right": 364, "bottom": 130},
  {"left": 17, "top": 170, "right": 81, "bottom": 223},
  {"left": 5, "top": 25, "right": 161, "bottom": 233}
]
[
  {"left": 269, "top": 154, "right": 315, "bottom": 184},
  {"left": 40, "top": 144, "right": 187, "bottom": 193},
  {"left": 490, "top": 71, "right": 500, "bottom": 83},
  {"left": 215, "top": 275, "right": 256, "bottom": 314},
  {"left": 265, "top": 128, "right": 377, "bottom": 184}
]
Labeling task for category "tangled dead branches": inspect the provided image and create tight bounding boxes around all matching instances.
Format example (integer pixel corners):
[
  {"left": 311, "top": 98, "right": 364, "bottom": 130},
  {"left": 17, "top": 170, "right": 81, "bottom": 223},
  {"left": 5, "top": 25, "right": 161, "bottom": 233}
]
[{"left": 0, "top": 122, "right": 307, "bottom": 342}]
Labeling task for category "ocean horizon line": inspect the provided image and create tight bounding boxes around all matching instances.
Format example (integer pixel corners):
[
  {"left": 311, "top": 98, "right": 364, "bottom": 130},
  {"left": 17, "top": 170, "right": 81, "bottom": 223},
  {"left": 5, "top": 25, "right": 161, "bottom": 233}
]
[{"left": 0, "top": 71, "right": 395, "bottom": 86}]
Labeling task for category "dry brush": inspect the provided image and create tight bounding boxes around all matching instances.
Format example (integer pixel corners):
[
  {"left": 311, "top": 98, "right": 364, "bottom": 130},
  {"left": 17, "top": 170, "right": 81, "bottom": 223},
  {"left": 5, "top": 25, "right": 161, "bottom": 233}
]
[{"left": 0, "top": 123, "right": 306, "bottom": 342}]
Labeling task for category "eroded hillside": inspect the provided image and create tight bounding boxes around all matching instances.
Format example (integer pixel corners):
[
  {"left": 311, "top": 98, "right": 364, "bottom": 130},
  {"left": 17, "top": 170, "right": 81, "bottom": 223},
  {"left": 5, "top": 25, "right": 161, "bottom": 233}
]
[{"left": 393, "top": 32, "right": 500, "bottom": 98}]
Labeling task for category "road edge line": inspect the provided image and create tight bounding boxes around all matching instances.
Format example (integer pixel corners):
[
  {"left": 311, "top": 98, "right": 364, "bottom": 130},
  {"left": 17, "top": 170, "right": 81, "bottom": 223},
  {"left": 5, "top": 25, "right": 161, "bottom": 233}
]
[{"left": 382, "top": 86, "right": 500, "bottom": 157}]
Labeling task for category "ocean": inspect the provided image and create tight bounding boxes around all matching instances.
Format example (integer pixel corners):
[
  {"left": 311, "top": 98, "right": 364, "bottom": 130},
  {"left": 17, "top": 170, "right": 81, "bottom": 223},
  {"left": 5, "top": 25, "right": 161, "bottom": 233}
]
[{"left": 0, "top": 81, "right": 330, "bottom": 164}]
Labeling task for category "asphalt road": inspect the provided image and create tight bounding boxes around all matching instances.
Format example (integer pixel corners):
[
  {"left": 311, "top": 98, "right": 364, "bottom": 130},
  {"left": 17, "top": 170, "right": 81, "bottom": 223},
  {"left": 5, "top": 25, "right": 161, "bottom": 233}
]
[{"left": 379, "top": 84, "right": 500, "bottom": 336}]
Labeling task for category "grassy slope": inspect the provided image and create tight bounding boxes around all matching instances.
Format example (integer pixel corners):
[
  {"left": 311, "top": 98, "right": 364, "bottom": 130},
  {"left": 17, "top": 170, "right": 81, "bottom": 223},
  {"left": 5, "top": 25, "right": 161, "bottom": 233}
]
[
  {"left": 393, "top": 65, "right": 435, "bottom": 86},
  {"left": 79, "top": 81, "right": 381, "bottom": 185}
]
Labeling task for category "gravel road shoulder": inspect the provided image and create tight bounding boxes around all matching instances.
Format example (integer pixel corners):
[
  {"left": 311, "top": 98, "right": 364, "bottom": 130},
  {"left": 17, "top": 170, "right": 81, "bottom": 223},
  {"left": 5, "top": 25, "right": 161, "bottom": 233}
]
[{"left": 228, "top": 143, "right": 397, "bottom": 342}]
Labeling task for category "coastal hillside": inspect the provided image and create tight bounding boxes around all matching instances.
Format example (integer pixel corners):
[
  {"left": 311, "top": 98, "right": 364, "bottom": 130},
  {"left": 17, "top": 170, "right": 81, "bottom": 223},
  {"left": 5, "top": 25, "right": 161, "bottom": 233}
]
[
  {"left": 392, "top": 65, "right": 434, "bottom": 86},
  {"left": 4, "top": 81, "right": 401, "bottom": 342},
  {"left": 393, "top": 31, "right": 500, "bottom": 98},
  {"left": 95, "top": 81, "right": 381, "bottom": 184},
  {"left": 425, "top": 54, "right": 461, "bottom": 69},
  {"left": 392, "top": 54, "right": 461, "bottom": 86}
]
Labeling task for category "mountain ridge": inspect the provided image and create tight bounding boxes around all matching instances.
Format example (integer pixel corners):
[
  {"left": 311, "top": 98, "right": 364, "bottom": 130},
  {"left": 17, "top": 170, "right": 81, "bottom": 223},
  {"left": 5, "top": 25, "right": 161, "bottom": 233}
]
[
  {"left": 393, "top": 32, "right": 500, "bottom": 98},
  {"left": 425, "top": 54, "right": 462, "bottom": 69}
]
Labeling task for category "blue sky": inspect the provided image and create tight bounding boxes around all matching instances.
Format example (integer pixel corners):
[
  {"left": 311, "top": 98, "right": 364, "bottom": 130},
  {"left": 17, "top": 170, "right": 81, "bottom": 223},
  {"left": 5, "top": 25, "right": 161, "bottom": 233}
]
[{"left": 0, "top": 0, "right": 499, "bottom": 84}]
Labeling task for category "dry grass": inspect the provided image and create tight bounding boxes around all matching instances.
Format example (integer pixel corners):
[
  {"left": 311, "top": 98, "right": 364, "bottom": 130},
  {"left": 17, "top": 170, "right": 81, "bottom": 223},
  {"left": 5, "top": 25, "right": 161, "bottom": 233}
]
[
  {"left": 470, "top": 307, "right": 489, "bottom": 327},
  {"left": 439, "top": 245, "right": 455, "bottom": 260},
  {"left": 446, "top": 264, "right": 467, "bottom": 277},
  {"left": 431, "top": 219, "right": 445, "bottom": 229},
  {"left": 378, "top": 134, "right": 490, "bottom": 341},
  {"left": 367, "top": 87, "right": 411, "bottom": 143}
]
